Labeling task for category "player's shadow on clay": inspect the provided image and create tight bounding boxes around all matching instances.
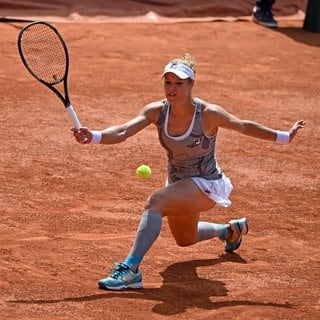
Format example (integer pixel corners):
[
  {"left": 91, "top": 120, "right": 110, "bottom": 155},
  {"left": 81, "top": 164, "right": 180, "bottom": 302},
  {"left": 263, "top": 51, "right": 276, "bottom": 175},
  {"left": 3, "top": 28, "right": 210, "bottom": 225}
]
[
  {"left": 8, "top": 253, "right": 293, "bottom": 315},
  {"left": 141, "top": 253, "right": 293, "bottom": 315}
]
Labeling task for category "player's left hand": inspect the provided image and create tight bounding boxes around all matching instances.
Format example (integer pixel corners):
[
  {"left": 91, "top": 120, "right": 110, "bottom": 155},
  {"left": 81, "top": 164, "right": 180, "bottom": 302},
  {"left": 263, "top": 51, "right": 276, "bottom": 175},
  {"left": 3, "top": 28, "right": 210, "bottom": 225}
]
[{"left": 289, "top": 120, "right": 305, "bottom": 142}]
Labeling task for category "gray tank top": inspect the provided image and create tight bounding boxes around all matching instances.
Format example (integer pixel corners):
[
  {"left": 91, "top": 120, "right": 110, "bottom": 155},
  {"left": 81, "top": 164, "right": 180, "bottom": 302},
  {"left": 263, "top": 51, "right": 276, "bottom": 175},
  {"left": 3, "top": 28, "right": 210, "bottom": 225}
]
[{"left": 156, "top": 98, "right": 222, "bottom": 183}]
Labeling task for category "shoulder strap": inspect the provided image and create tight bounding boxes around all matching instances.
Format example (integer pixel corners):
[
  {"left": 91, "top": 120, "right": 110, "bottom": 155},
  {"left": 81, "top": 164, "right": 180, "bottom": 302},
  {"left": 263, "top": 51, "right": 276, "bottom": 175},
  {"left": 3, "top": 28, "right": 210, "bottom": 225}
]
[{"left": 156, "top": 99, "right": 168, "bottom": 127}]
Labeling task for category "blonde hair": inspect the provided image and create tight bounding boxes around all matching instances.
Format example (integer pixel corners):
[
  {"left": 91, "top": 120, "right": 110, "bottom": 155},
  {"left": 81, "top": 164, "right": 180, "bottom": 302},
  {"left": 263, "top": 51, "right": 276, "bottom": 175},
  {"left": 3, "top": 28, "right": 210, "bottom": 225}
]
[{"left": 171, "top": 53, "right": 196, "bottom": 74}]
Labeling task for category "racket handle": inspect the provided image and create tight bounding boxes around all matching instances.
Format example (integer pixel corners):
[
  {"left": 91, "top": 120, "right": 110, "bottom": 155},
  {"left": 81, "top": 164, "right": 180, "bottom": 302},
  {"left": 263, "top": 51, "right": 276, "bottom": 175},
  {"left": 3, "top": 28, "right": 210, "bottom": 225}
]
[{"left": 66, "top": 105, "right": 81, "bottom": 129}]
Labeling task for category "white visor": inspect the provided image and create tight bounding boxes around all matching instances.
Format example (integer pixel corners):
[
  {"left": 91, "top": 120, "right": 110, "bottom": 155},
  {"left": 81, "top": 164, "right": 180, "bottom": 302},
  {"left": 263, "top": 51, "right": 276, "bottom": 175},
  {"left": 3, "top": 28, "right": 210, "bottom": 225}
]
[{"left": 161, "top": 62, "right": 195, "bottom": 80}]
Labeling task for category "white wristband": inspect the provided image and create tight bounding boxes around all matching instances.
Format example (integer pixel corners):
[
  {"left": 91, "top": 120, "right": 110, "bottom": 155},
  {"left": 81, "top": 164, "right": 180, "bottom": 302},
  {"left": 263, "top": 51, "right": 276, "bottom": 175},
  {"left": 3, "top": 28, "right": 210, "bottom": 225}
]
[
  {"left": 276, "top": 130, "right": 290, "bottom": 144},
  {"left": 90, "top": 130, "right": 102, "bottom": 144}
]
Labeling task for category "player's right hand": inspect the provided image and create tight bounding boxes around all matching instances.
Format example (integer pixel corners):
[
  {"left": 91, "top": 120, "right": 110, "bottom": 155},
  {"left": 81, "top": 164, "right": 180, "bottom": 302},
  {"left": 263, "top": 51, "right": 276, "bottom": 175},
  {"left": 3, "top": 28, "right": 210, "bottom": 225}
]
[{"left": 71, "top": 127, "right": 91, "bottom": 144}]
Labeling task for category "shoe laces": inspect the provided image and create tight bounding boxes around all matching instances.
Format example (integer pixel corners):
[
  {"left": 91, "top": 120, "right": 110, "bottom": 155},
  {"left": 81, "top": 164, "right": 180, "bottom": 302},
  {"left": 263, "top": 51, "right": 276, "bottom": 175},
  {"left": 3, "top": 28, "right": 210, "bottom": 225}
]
[
  {"left": 109, "top": 262, "right": 131, "bottom": 279},
  {"left": 255, "top": 7, "right": 274, "bottom": 18},
  {"left": 266, "top": 10, "right": 274, "bottom": 18}
]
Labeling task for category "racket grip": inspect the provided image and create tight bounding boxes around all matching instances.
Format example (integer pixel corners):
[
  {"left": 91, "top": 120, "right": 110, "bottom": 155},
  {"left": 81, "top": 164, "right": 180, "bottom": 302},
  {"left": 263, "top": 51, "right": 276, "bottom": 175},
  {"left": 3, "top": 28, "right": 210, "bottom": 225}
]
[{"left": 66, "top": 105, "right": 81, "bottom": 129}]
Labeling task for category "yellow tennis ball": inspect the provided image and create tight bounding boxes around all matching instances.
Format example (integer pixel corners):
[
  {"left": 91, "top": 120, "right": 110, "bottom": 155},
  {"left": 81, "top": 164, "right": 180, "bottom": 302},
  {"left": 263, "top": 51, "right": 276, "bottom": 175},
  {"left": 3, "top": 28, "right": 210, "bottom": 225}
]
[{"left": 136, "top": 164, "right": 151, "bottom": 180}]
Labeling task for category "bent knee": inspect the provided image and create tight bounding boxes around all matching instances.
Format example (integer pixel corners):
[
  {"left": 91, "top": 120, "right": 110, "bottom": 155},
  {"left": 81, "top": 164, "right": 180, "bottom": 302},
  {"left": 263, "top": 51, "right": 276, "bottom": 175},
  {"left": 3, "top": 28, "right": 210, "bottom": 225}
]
[
  {"left": 174, "top": 236, "right": 197, "bottom": 247},
  {"left": 144, "top": 192, "right": 167, "bottom": 214}
]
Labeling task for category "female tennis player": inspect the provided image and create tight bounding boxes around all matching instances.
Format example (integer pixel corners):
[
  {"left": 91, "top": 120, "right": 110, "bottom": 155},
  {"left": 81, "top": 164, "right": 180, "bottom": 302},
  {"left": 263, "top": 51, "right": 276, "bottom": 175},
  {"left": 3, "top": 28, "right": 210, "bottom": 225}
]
[{"left": 72, "top": 53, "right": 305, "bottom": 291}]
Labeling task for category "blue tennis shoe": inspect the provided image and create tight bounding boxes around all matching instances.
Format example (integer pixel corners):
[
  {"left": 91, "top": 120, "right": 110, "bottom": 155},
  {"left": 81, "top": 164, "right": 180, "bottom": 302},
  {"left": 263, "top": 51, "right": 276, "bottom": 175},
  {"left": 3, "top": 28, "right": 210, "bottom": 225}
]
[
  {"left": 98, "top": 262, "right": 143, "bottom": 291},
  {"left": 224, "top": 217, "right": 249, "bottom": 252}
]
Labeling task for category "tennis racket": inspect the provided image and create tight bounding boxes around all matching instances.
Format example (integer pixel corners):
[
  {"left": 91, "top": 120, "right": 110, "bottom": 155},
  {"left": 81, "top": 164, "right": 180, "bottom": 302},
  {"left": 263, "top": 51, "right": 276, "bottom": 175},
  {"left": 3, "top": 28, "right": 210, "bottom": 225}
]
[{"left": 17, "top": 21, "right": 82, "bottom": 130}]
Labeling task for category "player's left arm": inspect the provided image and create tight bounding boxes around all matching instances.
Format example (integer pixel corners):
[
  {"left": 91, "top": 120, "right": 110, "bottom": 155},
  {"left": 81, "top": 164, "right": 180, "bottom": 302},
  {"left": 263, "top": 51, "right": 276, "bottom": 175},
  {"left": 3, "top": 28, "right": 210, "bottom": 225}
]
[{"left": 202, "top": 102, "right": 305, "bottom": 143}]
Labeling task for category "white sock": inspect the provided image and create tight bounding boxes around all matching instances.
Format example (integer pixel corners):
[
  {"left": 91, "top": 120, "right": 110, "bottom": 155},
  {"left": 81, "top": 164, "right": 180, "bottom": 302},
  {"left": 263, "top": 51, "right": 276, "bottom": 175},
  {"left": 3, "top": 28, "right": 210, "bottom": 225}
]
[{"left": 196, "top": 221, "right": 230, "bottom": 242}]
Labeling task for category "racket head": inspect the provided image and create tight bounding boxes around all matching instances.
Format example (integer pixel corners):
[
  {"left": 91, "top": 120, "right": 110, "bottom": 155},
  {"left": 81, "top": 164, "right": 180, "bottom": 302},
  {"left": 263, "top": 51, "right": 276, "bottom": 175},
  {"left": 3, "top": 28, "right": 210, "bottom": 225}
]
[{"left": 18, "top": 21, "right": 69, "bottom": 86}]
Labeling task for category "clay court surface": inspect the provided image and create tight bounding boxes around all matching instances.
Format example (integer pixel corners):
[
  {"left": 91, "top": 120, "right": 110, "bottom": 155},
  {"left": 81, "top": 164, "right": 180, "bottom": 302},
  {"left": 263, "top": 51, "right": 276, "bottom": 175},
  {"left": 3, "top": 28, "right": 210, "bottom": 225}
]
[{"left": 0, "top": 11, "right": 319, "bottom": 320}]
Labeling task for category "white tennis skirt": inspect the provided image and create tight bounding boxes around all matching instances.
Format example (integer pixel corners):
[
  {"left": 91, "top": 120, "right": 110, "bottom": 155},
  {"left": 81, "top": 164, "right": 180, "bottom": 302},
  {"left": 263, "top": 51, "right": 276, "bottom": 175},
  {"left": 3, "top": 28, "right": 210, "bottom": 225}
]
[{"left": 190, "top": 174, "right": 233, "bottom": 207}]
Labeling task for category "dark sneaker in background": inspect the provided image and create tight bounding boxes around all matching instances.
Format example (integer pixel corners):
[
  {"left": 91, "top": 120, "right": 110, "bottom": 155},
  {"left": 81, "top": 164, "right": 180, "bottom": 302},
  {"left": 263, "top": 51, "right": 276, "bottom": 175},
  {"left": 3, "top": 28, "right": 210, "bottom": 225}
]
[{"left": 253, "top": 6, "right": 278, "bottom": 28}]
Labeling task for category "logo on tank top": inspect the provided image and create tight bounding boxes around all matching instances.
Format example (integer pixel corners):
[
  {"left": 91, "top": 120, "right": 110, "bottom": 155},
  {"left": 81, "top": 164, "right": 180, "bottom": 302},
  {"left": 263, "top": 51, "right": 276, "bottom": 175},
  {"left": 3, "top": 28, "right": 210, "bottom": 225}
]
[
  {"left": 187, "top": 136, "right": 203, "bottom": 147},
  {"left": 194, "top": 137, "right": 202, "bottom": 145}
]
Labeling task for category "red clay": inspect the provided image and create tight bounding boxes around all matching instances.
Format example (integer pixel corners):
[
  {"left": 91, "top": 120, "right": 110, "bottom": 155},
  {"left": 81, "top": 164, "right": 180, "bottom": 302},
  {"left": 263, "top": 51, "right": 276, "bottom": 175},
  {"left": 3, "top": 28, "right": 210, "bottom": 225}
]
[{"left": 0, "top": 19, "right": 319, "bottom": 319}]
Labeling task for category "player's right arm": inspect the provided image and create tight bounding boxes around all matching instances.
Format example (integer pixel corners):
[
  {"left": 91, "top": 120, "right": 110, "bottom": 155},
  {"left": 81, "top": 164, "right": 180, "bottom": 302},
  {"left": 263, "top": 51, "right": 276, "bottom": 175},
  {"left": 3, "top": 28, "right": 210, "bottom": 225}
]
[{"left": 72, "top": 101, "right": 163, "bottom": 145}]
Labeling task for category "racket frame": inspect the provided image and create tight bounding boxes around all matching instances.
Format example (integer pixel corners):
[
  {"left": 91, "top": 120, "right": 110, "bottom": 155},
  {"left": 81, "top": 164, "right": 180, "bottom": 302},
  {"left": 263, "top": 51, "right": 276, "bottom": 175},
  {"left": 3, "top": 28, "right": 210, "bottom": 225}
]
[{"left": 18, "top": 21, "right": 82, "bottom": 129}]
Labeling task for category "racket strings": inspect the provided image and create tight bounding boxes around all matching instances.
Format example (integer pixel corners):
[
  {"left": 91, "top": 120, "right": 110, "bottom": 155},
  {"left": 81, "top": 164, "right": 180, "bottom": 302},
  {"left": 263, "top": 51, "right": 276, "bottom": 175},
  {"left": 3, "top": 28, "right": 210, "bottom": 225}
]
[{"left": 20, "top": 23, "right": 67, "bottom": 84}]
